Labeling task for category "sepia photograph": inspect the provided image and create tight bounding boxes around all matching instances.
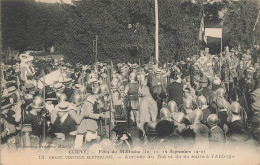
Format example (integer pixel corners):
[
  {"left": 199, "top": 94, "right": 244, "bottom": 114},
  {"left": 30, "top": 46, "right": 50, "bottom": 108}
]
[{"left": 0, "top": 0, "right": 260, "bottom": 164}]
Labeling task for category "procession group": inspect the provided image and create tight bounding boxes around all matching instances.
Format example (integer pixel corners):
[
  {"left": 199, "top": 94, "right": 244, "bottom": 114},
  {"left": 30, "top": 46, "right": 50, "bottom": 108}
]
[{"left": 1, "top": 45, "right": 260, "bottom": 152}]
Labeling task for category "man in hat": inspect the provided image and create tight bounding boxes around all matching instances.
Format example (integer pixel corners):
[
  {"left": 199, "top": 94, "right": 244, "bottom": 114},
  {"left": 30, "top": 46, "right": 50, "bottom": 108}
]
[
  {"left": 229, "top": 51, "right": 239, "bottom": 87},
  {"left": 146, "top": 64, "right": 154, "bottom": 89},
  {"left": 239, "top": 67, "right": 256, "bottom": 118},
  {"left": 151, "top": 68, "right": 167, "bottom": 116},
  {"left": 50, "top": 101, "right": 77, "bottom": 147},
  {"left": 54, "top": 82, "right": 73, "bottom": 102},
  {"left": 166, "top": 71, "right": 183, "bottom": 108},
  {"left": 1, "top": 91, "right": 22, "bottom": 148}
]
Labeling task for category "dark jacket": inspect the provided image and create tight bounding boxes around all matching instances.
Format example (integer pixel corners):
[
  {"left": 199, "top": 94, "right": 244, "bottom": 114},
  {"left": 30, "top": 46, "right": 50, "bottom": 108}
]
[{"left": 167, "top": 82, "right": 183, "bottom": 107}]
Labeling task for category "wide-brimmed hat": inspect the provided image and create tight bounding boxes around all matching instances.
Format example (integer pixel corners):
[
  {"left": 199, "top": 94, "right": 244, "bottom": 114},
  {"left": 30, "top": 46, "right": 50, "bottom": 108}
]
[
  {"left": 247, "top": 67, "right": 255, "bottom": 73},
  {"left": 1, "top": 103, "right": 13, "bottom": 111},
  {"left": 54, "top": 83, "right": 65, "bottom": 91},
  {"left": 60, "top": 77, "right": 73, "bottom": 84},
  {"left": 25, "top": 83, "right": 35, "bottom": 91},
  {"left": 72, "top": 84, "right": 83, "bottom": 90},
  {"left": 3, "top": 86, "right": 17, "bottom": 98},
  {"left": 88, "top": 77, "right": 98, "bottom": 84},
  {"left": 155, "top": 68, "right": 162, "bottom": 74},
  {"left": 131, "top": 63, "right": 138, "bottom": 69},
  {"left": 55, "top": 101, "right": 70, "bottom": 112}
]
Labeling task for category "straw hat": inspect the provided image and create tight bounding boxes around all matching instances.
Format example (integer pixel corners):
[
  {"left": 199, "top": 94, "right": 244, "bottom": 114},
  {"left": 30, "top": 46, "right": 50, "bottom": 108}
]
[{"left": 55, "top": 101, "right": 71, "bottom": 112}]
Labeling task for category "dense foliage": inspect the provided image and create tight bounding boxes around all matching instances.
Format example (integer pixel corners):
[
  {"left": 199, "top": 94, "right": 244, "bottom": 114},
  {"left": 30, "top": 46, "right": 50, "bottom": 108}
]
[{"left": 2, "top": 0, "right": 260, "bottom": 64}]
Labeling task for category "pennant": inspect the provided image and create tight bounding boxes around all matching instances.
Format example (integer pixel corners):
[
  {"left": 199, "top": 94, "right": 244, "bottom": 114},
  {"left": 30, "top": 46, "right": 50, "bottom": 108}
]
[
  {"left": 253, "top": 10, "right": 260, "bottom": 32},
  {"left": 199, "top": 13, "right": 207, "bottom": 43}
]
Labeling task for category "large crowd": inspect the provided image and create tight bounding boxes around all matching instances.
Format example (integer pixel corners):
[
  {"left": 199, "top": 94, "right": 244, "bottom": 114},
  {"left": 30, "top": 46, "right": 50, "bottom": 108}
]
[{"left": 1, "top": 46, "right": 260, "bottom": 152}]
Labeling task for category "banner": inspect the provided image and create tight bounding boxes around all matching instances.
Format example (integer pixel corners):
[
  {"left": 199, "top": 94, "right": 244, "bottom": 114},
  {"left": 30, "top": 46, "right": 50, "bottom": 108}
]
[
  {"left": 205, "top": 28, "right": 222, "bottom": 39},
  {"left": 37, "top": 69, "right": 62, "bottom": 89}
]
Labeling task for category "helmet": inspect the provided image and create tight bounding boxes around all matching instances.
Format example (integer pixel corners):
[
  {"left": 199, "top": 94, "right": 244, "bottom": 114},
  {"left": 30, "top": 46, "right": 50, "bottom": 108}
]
[
  {"left": 145, "top": 121, "right": 157, "bottom": 137},
  {"left": 183, "top": 98, "right": 193, "bottom": 110},
  {"left": 31, "top": 96, "right": 44, "bottom": 109},
  {"left": 168, "top": 101, "right": 178, "bottom": 113},
  {"left": 160, "top": 107, "right": 171, "bottom": 120},
  {"left": 215, "top": 88, "right": 225, "bottom": 97},
  {"left": 197, "top": 95, "right": 207, "bottom": 107},
  {"left": 58, "top": 93, "right": 67, "bottom": 102},
  {"left": 72, "top": 93, "right": 83, "bottom": 106},
  {"left": 207, "top": 114, "right": 219, "bottom": 127},
  {"left": 193, "top": 109, "right": 203, "bottom": 122},
  {"left": 230, "top": 102, "right": 241, "bottom": 114},
  {"left": 217, "top": 97, "right": 230, "bottom": 110},
  {"left": 173, "top": 112, "right": 185, "bottom": 123}
]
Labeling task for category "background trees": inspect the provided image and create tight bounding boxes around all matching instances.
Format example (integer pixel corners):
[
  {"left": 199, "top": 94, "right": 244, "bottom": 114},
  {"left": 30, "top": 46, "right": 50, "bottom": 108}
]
[{"left": 1, "top": 0, "right": 259, "bottom": 64}]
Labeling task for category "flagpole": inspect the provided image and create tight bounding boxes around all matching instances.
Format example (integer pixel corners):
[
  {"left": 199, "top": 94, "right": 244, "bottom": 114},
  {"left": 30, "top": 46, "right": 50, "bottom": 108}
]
[
  {"left": 253, "top": 9, "right": 260, "bottom": 45},
  {"left": 155, "top": 0, "right": 159, "bottom": 65},
  {"left": 95, "top": 35, "right": 98, "bottom": 63},
  {"left": 221, "top": 37, "right": 222, "bottom": 54},
  {"left": 253, "top": 10, "right": 260, "bottom": 32}
]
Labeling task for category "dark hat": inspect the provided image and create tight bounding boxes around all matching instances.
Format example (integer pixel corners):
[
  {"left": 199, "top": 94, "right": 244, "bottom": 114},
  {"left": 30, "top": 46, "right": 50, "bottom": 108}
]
[
  {"left": 1, "top": 103, "right": 13, "bottom": 111},
  {"left": 156, "top": 120, "right": 175, "bottom": 137}
]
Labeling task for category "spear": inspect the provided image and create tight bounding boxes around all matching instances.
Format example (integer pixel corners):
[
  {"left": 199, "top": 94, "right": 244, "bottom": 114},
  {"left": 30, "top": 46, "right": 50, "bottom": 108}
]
[
  {"left": 107, "top": 61, "right": 115, "bottom": 139},
  {"left": 17, "top": 75, "right": 24, "bottom": 147}
]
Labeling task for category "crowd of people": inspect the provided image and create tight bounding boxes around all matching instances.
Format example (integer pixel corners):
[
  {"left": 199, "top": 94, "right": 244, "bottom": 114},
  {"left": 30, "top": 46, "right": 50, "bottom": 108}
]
[{"left": 1, "top": 45, "right": 260, "bottom": 152}]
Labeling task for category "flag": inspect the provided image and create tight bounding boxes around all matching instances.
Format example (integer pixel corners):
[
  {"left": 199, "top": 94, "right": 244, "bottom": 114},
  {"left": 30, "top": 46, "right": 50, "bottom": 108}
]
[
  {"left": 199, "top": 13, "right": 207, "bottom": 43},
  {"left": 205, "top": 28, "right": 222, "bottom": 39},
  {"left": 253, "top": 10, "right": 260, "bottom": 32}
]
